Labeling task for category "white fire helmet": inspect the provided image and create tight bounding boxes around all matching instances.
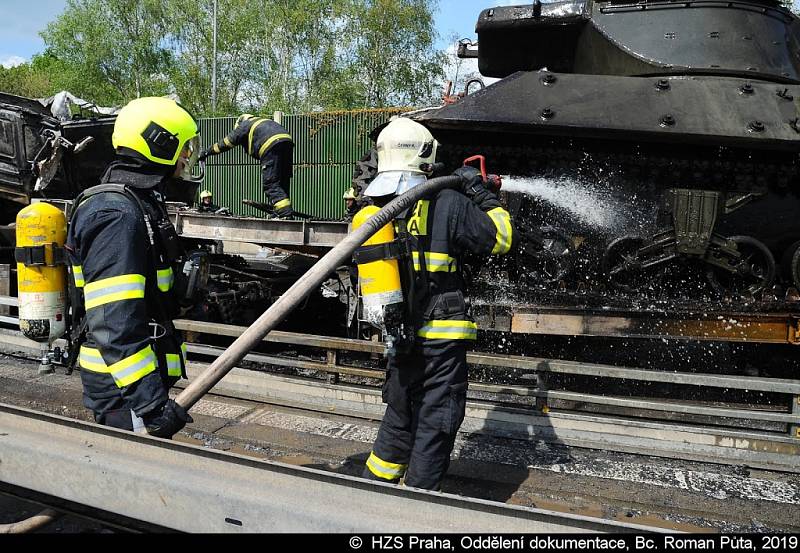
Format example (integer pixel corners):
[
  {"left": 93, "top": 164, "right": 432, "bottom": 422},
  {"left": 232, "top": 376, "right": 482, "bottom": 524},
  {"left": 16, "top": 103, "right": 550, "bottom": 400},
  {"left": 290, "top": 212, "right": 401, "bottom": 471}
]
[{"left": 364, "top": 118, "right": 438, "bottom": 197}]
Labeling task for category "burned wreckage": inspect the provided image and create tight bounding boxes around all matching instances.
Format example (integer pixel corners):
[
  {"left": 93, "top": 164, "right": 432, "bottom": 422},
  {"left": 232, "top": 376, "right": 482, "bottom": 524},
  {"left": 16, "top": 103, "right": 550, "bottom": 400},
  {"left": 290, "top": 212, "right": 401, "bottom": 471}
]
[
  {"left": 2, "top": 0, "right": 800, "bottom": 362},
  {"left": 0, "top": 92, "right": 315, "bottom": 337},
  {"left": 415, "top": 0, "right": 800, "bottom": 312}
]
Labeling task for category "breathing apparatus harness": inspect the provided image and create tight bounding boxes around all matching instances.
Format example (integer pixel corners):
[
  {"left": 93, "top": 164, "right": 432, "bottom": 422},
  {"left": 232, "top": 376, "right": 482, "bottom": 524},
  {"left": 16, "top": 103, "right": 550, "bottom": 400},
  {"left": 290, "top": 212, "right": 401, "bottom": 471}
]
[
  {"left": 352, "top": 155, "right": 502, "bottom": 355},
  {"left": 66, "top": 183, "right": 209, "bottom": 370}
]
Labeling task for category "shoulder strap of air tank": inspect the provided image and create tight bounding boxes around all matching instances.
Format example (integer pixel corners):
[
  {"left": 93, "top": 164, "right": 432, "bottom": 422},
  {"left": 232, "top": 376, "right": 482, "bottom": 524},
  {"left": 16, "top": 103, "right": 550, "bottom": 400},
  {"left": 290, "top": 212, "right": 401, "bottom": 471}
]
[
  {"left": 70, "top": 183, "right": 133, "bottom": 222},
  {"left": 65, "top": 183, "right": 135, "bottom": 374}
]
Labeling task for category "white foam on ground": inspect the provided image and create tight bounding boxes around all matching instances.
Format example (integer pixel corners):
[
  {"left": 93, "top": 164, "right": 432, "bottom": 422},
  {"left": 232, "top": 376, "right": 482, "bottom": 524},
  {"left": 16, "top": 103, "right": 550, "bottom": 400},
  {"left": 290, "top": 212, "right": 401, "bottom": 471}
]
[{"left": 234, "top": 406, "right": 800, "bottom": 505}]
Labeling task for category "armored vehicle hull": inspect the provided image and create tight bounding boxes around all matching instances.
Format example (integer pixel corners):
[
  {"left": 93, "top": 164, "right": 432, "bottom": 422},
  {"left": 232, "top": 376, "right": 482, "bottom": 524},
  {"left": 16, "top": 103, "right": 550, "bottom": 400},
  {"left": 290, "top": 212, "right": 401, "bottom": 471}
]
[{"left": 415, "top": 1, "right": 800, "bottom": 311}]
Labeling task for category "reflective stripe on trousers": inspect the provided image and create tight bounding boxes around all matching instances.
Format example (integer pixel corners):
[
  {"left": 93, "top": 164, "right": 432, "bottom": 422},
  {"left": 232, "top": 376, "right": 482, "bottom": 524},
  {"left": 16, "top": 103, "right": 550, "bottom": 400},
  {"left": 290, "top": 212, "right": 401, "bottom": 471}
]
[
  {"left": 417, "top": 320, "right": 478, "bottom": 340},
  {"left": 274, "top": 198, "right": 291, "bottom": 210},
  {"left": 365, "top": 451, "right": 407, "bottom": 481},
  {"left": 79, "top": 345, "right": 157, "bottom": 387}
]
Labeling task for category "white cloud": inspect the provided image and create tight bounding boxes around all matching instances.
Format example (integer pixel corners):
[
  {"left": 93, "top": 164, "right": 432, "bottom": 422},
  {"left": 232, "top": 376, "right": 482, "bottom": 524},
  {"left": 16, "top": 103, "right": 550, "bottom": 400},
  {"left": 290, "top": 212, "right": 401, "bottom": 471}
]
[{"left": 1, "top": 55, "right": 26, "bottom": 68}]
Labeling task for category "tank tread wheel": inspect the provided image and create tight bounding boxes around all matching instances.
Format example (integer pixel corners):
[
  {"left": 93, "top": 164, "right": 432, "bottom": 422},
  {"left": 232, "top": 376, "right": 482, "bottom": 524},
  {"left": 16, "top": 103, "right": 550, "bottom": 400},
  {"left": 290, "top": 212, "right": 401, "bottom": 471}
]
[
  {"left": 519, "top": 226, "right": 575, "bottom": 284},
  {"left": 602, "top": 235, "right": 646, "bottom": 293},
  {"left": 706, "top": 235, "right": 776, "bottom": 298}
]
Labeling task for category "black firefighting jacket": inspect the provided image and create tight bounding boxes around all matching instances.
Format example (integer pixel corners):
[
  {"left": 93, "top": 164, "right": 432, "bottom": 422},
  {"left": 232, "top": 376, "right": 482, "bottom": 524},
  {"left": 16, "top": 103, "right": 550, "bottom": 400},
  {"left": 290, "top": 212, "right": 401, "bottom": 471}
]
[
  {"left": 207, "top": 116, "right": 292, "bottom": 161},
  {"left": 66, "top": 162, "right": 187, "bottom": 417},
  {"left": 403, "top": 188, "right": 514, "bottom": 341}
]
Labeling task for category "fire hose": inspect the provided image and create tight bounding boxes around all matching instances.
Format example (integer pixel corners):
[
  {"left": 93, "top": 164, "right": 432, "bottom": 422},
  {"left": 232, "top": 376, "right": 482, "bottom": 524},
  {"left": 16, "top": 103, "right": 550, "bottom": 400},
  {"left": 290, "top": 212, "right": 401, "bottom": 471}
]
[
  {"left": 174, "top": 175, "right": 462, "bottom": 411},
  {"left": 0, "top": 509, "right": 61, "bottom": 534}
]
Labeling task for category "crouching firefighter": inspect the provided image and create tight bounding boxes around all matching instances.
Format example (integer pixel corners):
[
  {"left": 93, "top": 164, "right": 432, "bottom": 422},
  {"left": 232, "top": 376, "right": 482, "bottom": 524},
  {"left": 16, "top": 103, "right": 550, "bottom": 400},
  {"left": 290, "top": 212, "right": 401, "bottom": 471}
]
[
  {"left": 355, "top": 118, "right": 515, "bottom": 490},
  {"left": 65, "top": 97, "right": 206, "bottom": 438}
]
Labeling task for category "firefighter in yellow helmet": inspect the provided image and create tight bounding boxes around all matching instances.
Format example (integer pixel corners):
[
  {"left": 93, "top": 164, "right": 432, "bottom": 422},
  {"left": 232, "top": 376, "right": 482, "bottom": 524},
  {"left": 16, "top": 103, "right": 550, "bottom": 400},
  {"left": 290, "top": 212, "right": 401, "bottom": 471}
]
[
  {"left": 198, "top": 189, "right": 218, "bottom": 212},
  {"left": 360, "top": 117, "right": 515, "bottom": 490},
  {"left": 65, "top": 97, "right": 200, "bottom": 437},
  {"left": 198, "top": 114, "right": 294, "bottom": 218},
  {"left": 342, "top": 187, "right": 358, "bottom": 221}
]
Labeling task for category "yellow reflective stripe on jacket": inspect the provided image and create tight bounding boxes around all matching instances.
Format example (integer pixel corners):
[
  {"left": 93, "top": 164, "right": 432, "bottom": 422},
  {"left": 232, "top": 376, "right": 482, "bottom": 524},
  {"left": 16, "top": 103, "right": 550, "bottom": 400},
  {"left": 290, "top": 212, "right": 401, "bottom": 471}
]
[
  {"left": 223, "top": 137, "right": 233, "bottom": 147},
  {"left": 247, "top": 118, "right": 266, "bottom": 155},
  {"left": 72, "top": 265, "right": 85, "bottom": 288},
  {"left": 412, "top": 251, "right": 457, "bottom": 273},
  {"left": 365, "top": 452, "right": 407, "bottom": 481},
  {"left": 274, "top": 198, "right": 292, "bottom": 210},
  {"left": 407, "top": 200, "right": 429, "bottom": 236},
  {"left": 165, "top": 353, "right": 183, "bottom": 377},
  {"left": 157, "top": 267, "right": 174, "bottom": 292},
  {"left": 212, "top": 143, "right": 222, "bottom": 153},
  {"left": 79, "top": 345, "right": 157, "bottom": 388},
  {"left": 417, "top": 320, "right": 478, "bottom": 340},
  {"left": 488, "top": 207, "right": 512, "bottom": 255},
  {"left": 165, "top": 342, "right": 187, "bottom": 377},
  {"left": 256, "top": 133, "right": 292, "bottom": 158},
  {"left": 84, "top": 274, "right": 146, "bottom": 310}
]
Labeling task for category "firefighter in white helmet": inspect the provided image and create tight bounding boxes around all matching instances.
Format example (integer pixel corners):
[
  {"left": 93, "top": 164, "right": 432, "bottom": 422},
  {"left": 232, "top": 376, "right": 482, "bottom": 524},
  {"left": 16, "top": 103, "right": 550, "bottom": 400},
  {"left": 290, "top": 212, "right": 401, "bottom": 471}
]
[
  {"left": 197, "top": 190, "right": 219, "bottom": 213},
  {"left": 360, "top": 117, "right": 515, "bottom": 490}
]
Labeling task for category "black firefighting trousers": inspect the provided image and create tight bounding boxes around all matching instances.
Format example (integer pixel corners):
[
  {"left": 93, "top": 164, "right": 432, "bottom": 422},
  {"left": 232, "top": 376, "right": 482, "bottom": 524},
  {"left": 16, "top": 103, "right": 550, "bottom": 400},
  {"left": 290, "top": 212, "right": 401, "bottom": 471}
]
[
  {"left": 362, "top": 339, "right": 468, "bottom": 490},
  {"left": 260, "top": 141, "right": 294, "bottom": 207}
]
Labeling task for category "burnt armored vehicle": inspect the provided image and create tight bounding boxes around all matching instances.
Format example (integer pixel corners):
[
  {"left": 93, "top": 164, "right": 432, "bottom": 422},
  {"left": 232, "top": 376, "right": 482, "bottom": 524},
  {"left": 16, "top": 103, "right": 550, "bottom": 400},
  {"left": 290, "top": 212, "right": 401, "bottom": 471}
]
[{"left": 415, "top": 0, "right": 800, "bottom": 310}]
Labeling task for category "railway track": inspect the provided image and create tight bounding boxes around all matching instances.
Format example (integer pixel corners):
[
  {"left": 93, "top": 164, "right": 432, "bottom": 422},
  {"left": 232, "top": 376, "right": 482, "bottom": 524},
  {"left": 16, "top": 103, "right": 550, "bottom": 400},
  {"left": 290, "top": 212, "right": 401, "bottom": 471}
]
[
  {"left": 1, "top": 290, "right": 799, "bottom": 531},
  {"left": 0, "top": 402, "right": 665, "bottom": 533},
  {"left": 1, "top": 338, "right": 799, "bottom": 532},
  {"left": 2, "top": 315, "right": 799, "bottom": 473}
]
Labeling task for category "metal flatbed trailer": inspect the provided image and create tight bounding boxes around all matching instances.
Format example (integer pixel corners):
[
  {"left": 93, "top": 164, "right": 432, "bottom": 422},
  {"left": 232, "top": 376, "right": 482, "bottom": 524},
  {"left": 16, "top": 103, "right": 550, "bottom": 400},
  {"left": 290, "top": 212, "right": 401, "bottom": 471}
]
[{"left": 13, "top": 206, "right": 798, "bottom": 345}]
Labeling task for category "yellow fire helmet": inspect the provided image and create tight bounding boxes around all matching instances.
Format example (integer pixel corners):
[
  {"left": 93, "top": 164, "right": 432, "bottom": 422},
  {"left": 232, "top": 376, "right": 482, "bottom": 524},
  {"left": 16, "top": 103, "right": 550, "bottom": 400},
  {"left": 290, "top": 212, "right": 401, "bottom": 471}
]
[
  {"left": 199, "top": 190, "right": 213, "bottom": 200},
  {"left": 235, "top": 113, "right": 256, "bottom": 128},
  {"left": 112, "top": 96, "right": 199, "bottom": 166}
]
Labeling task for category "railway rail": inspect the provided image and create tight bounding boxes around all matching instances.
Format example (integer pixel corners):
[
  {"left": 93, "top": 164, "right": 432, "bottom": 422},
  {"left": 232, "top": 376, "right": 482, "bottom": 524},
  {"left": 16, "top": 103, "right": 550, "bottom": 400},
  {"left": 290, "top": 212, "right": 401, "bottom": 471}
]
[
  {"left": 1, "top": 315, "right": 799, "bottom": 473},
  {"left": 2, "top": 331, "right": 799, "bottom": 532},
  {"left": 0, "top": 402, "right": 663, "bottom": 533}
]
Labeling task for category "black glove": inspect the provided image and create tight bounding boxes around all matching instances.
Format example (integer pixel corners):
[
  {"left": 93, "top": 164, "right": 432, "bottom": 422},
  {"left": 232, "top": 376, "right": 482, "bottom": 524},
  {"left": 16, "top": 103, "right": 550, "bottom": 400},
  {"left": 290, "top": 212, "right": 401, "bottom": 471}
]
[
  {"left": 452, "top": 166, "right": 483, "bottom": 196},
  {"left": 451, "top": 166, "right": 501, "bottom": 211},
  {"left": 275, "top": 203, "right": 294, "bottom": 219},
  {"left": 197, "top": 149, "right": 209, "bottom": 162},
  {"left": 144, "top": 399, "right": 193, "bottom": 439}
]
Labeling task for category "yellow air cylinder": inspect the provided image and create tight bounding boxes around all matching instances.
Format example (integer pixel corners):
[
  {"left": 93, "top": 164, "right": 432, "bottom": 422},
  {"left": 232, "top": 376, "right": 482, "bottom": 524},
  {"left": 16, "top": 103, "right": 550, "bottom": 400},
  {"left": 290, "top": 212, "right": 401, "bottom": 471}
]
[
  {"left": 351, "top": 205, "right": 404, "bottom": 328},
  {"left": 15, "top": 202, "right": 67, "bottom": 345}
]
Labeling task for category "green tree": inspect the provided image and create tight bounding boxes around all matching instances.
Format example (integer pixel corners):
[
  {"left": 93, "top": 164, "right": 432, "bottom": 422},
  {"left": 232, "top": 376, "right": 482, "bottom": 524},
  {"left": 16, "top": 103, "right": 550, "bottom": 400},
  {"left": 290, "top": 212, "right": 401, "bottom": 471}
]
[
  {"left": 349, "top": 0, "right": 445, "bottom": 108},
  {"left": 41, "top": 0, "right": 174, "bottom": 105},
  {"left": 0, "top": 62, "right": 52, "bottom": 98},
  {"left": 166, "top": 0, "right": 254, "bottom": 116},
  {"left": 34, "top": 0, "right": 444, "bottom": 114}
]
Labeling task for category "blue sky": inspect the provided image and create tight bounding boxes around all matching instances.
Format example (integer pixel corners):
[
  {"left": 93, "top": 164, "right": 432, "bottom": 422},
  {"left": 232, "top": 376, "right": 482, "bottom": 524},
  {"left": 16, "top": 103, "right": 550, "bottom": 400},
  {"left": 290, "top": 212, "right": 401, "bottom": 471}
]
[
  {"left": 0, "top": 0, "right": 500, "bottom": 68},
  {"left": 4, "top": 0, "right": 800, "bottom": 69}
]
